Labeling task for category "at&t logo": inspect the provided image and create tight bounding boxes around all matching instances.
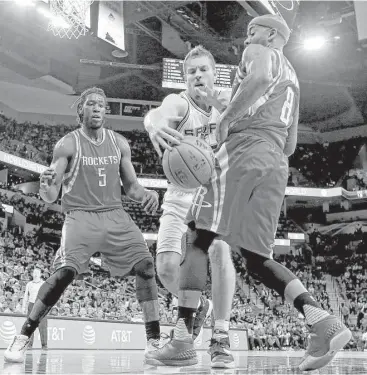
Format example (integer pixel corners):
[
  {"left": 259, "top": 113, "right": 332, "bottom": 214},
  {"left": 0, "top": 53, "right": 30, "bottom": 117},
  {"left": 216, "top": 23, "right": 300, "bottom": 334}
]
[
  {"left": 0, "top": 321, "right": 16, "bottom": 344},
  {"left": 83, "top": 325, "right": 96, "bottom": 345}
]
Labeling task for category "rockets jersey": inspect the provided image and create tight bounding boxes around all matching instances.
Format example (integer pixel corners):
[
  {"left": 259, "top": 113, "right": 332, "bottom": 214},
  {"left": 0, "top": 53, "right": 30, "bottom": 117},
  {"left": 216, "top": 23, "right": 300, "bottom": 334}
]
[
  {"left": 162, "top": 91, "right": 221, "bottom": 212},
  {"left": 61, "top": 128, "right": 123, "bottom": 213},
  {"left": 229, "top": 48, "right": 300, "bottom": 151}
]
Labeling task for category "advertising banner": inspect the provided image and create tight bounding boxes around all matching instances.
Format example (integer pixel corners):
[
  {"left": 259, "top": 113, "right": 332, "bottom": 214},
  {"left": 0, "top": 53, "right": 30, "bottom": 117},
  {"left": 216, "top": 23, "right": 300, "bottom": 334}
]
[{"left": 0, "top": 315, "right": 248, "bottom": 351}]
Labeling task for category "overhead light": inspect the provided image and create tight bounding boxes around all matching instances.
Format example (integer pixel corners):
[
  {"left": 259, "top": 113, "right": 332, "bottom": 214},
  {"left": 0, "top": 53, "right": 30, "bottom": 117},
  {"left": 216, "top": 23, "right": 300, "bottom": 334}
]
[
  {"left": 303, "top": 36, "right": 327, "bottom": 51},
  {"left": 334, "top": 36, "right": 340, "bottom": 40}
]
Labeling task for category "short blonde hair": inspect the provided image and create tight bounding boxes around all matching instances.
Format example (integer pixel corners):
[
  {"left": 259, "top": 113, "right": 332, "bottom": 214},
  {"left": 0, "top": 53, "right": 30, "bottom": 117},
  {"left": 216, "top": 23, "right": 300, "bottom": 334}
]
[{"left": 183, "top": 45, "right": 216, "bottom": 73}]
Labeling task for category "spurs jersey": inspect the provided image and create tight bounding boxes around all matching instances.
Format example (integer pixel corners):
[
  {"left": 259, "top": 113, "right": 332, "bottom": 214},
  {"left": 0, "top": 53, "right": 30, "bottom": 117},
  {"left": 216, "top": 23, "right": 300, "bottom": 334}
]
[
  {"left": 61, "top": 128, "right": 123, "bottom": 213},
  {"left": 162, "top": 91, "right": 221, "bottom": 216},
  {"left": 229, "top": 48, "right": 300, "bottom": 151}
]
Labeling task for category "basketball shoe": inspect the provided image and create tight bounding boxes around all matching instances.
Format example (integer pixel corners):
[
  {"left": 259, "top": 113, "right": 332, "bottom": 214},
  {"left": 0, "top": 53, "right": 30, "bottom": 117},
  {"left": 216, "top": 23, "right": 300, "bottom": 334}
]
[
  {"left": 209, "top": 330, "right": 235, "bottom": 369},
  {"left": 192, "top": 296, "right": 213, "bottom": 343},
  {"left": 144, "top": 332, "right": 171, "bottom": 355},
  {"left": 144, "top": 330, "right": 197, "bottom": 367},
  {"left": 4, "top": 335, "right": 30, "bottom": 363},
  {"left": 298, "top": 315, "right": 352, "bottom": 371}
]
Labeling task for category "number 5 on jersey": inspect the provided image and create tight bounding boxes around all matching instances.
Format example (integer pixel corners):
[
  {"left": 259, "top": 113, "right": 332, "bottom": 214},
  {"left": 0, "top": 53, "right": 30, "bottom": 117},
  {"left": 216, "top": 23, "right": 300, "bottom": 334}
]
[
  {"left": 280, "top": 86, "right": 295, "bottom": 127},
  {"left": 98, "top": 167, "right": 106, "bottom": 187}
]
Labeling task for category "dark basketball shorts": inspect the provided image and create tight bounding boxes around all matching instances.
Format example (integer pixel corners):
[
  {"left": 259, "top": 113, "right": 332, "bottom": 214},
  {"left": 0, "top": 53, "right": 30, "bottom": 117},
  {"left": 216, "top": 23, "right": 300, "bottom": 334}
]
[
  {"left": 186, "top": 133, "right": 288, "bottom": 259},
  {"left": 53, "top": 208, "right": 151, "bottom": 277}
]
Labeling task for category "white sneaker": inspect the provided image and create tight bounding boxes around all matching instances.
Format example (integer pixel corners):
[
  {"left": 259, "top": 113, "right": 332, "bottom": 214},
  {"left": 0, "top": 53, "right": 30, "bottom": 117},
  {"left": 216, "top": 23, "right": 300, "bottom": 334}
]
[
  {"left": 4, "top": 335, "right": 30, "bottom": 363},
  {"left": 144, "top": 338, "right": 161, "bottom": 355}
]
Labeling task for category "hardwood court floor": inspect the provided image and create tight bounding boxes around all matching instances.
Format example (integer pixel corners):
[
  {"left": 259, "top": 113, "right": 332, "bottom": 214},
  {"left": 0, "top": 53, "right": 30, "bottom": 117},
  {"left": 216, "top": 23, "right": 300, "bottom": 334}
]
[{"left": 1, "top": 349, "right": 367, "bottom": 374}]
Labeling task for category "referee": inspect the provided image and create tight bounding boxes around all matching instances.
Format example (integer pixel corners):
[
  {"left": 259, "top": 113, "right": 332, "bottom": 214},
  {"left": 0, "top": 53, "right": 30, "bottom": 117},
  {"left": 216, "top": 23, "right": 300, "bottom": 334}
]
[{"left": 22, "top": 268, "right": 47, "bottom": 349}]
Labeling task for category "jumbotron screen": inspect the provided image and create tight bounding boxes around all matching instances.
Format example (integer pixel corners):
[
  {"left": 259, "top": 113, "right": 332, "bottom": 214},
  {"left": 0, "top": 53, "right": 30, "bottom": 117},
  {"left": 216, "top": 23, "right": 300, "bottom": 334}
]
[{"left": 162, "top": 59, "right": 237, "bottom": 90}]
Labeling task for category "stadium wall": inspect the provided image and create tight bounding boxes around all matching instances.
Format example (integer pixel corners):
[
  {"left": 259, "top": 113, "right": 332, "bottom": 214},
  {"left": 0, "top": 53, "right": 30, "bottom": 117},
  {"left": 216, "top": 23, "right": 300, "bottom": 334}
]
[{"left": 0, "top": 314, "right": 248, "bottom": 351}]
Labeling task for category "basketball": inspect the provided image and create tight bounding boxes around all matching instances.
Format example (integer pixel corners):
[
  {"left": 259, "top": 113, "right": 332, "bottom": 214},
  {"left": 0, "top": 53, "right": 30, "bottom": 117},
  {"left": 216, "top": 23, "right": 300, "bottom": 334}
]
[{"left": 162, "top": 136, "right": 215, "bottom": 189}]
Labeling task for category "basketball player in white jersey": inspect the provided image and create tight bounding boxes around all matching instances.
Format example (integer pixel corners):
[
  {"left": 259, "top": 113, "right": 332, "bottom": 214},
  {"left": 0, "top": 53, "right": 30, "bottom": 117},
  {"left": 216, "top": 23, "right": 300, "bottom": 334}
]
[{"left": 144, "top": 46, "right": 236, "bottom": 368}]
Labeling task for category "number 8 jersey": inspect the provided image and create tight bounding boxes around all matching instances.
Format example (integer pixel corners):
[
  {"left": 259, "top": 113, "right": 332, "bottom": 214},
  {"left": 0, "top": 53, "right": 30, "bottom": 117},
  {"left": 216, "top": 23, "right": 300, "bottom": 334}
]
[
  {"left": 61, "top": 128, "right": 123, "bottom": 213},
  {"left": 229, "top": 48, "right": 300, "bottom": 152}
]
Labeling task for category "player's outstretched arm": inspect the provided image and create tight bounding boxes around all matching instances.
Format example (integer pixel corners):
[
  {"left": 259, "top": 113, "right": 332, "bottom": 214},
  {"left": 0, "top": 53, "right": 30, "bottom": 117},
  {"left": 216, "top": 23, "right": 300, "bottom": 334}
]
[
  {"left": 218, "top": 44, "right": 273, "bottom": 143},
  {"left": 116, "top": 134, "right": 159, "bottom": 215},
  {"left": 144, "top": 94, "right": 187, "bottom": 157},
  {"left": 39, "top": 135, "right": 73, "bottom": 203}
]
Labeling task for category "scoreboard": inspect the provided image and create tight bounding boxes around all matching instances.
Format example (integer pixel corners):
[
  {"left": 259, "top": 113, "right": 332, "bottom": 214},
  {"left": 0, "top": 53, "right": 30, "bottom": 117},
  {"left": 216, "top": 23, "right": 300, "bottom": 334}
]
[{"left": 162, "top": 58, "right": 237, "bottom": 90}]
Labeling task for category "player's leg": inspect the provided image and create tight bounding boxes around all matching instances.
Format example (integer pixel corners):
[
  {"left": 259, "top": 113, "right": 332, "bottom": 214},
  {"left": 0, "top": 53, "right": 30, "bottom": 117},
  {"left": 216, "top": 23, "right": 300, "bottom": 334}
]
[
  {"left": 133, "top": 256, "right": 162, "bottom": 353},
  {"left": 156, "top": 212, "right": 185, "bottom": 297},
  {"left": 145, "top": 141, "right": 238, "bottom": 366},
  {"left": 4, "top": 211, "right": 96, "bottom": 363},
  {"left": 238, "top": 146, "right": 351, "bottom": 371},
  {"left": 102, "top": 209, "right": 161, "bottom": 353},
  {"left": 157, "top": 207, "right": 213, "bottom": 343},
  {"left": 207, "top": 239, "right": 236, "bottom": 368}
]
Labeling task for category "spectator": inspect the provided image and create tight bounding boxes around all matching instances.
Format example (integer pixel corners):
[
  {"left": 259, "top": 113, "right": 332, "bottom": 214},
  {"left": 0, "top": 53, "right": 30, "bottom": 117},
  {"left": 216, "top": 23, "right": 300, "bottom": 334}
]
[{"left": 22, "top": 268, "right": 47, "bottom": 349}]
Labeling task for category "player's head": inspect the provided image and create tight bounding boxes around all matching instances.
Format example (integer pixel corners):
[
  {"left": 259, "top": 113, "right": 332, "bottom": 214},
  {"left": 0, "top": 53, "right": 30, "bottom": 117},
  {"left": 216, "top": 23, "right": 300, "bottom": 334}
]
[
  {"left": 75, "top": 87, "right": 107, "bottom": 129},
  {"left": 183, "top": 45, "right": 216, "bottom": 99},
  {"left": 32, "top": 268, "right": 41, "bottom": 281},
  {"left": 245, "top": 14, "right": 291, "bottom": 49}
]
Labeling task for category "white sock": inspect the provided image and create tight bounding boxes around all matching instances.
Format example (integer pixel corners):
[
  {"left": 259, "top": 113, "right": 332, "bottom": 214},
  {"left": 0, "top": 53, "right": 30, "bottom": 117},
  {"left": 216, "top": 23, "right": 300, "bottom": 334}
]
[
  {"left": 213, "top": 320, "right": 229, "bottom": 339},
  {"left": 304, "top": 305, "right": 330, "bottom": 326},
  {"left": 174, "top": 318, "right": 191, "bottom": 341}
]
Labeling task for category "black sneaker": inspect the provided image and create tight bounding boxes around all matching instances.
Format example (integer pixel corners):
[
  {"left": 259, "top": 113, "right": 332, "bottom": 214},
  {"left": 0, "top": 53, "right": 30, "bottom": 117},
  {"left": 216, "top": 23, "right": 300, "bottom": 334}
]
[
  {"left": 192, "top": 296, "right": 213, "bottom": 343},
  {"left": 209, "top": 331, "right": 235, "bottom": 369}
]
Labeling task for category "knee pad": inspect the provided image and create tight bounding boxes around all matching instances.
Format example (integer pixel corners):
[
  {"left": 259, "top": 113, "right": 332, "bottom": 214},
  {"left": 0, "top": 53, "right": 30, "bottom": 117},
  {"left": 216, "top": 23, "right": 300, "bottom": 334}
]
[
  {"left": 38, "top": 266, "right": 77, "bottom": 306},
  {"left": 133, "top": 257, "right": 155, "bottom": 280}
]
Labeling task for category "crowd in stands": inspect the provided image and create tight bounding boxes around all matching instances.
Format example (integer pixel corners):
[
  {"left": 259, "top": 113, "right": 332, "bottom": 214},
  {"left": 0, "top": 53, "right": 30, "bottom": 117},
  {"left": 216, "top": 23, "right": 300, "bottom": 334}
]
[
  {"left": 1, "top": 115, "right": 367, "bottom": 188},
  {"left": 289, "top": 139, "right": 365, "bottom": 187}
]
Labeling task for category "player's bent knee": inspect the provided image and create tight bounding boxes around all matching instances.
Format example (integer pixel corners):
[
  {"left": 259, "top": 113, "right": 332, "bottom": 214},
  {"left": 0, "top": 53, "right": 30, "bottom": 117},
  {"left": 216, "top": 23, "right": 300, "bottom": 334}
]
[
  {"left": 133, "top": 257, "right": 155, "bottom": 280},
  {"left": 156, "top": 253, "right": 180, "bottom": 283},
  {"left": 38, "top": 266, "right": 77, "bottom": 306}
]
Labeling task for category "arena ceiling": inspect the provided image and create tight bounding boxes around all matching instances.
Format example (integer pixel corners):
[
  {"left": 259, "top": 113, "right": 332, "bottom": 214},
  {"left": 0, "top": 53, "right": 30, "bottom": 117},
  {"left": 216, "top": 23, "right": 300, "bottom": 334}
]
[{"left": 0, "top": 1, "right": 366, "bottom": 129}]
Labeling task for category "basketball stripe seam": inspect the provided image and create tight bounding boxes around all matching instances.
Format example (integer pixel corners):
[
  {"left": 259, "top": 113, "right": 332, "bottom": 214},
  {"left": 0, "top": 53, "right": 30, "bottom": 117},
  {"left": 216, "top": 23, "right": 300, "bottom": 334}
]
[
  {"left": 167, "top": 150, "right": 185, "bottom": 189},
  {"left": 176, "top": 147, "right": 202, "bottom": 187}
]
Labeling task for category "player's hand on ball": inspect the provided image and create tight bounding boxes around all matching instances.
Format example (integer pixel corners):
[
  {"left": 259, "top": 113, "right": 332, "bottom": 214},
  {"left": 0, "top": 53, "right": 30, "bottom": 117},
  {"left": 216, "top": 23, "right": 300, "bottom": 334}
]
[
  {"left": 40, "top": 168, "right": 57, "bottom": 190},
  {"left": 149, "top": 116, "right": 184, "bottom": 157},
  {"left": 141, "top": 190, "right": 159, "bottom": 215}
]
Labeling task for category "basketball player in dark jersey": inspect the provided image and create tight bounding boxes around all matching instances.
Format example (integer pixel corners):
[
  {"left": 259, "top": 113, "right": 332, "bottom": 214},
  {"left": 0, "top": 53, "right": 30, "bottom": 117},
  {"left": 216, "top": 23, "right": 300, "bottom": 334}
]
[
  {"left": 146, "top": 15, "right": 351, "bottom": 371},
  {"left": 4, "top": 87, "right": 161, "bottom": 363}
]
